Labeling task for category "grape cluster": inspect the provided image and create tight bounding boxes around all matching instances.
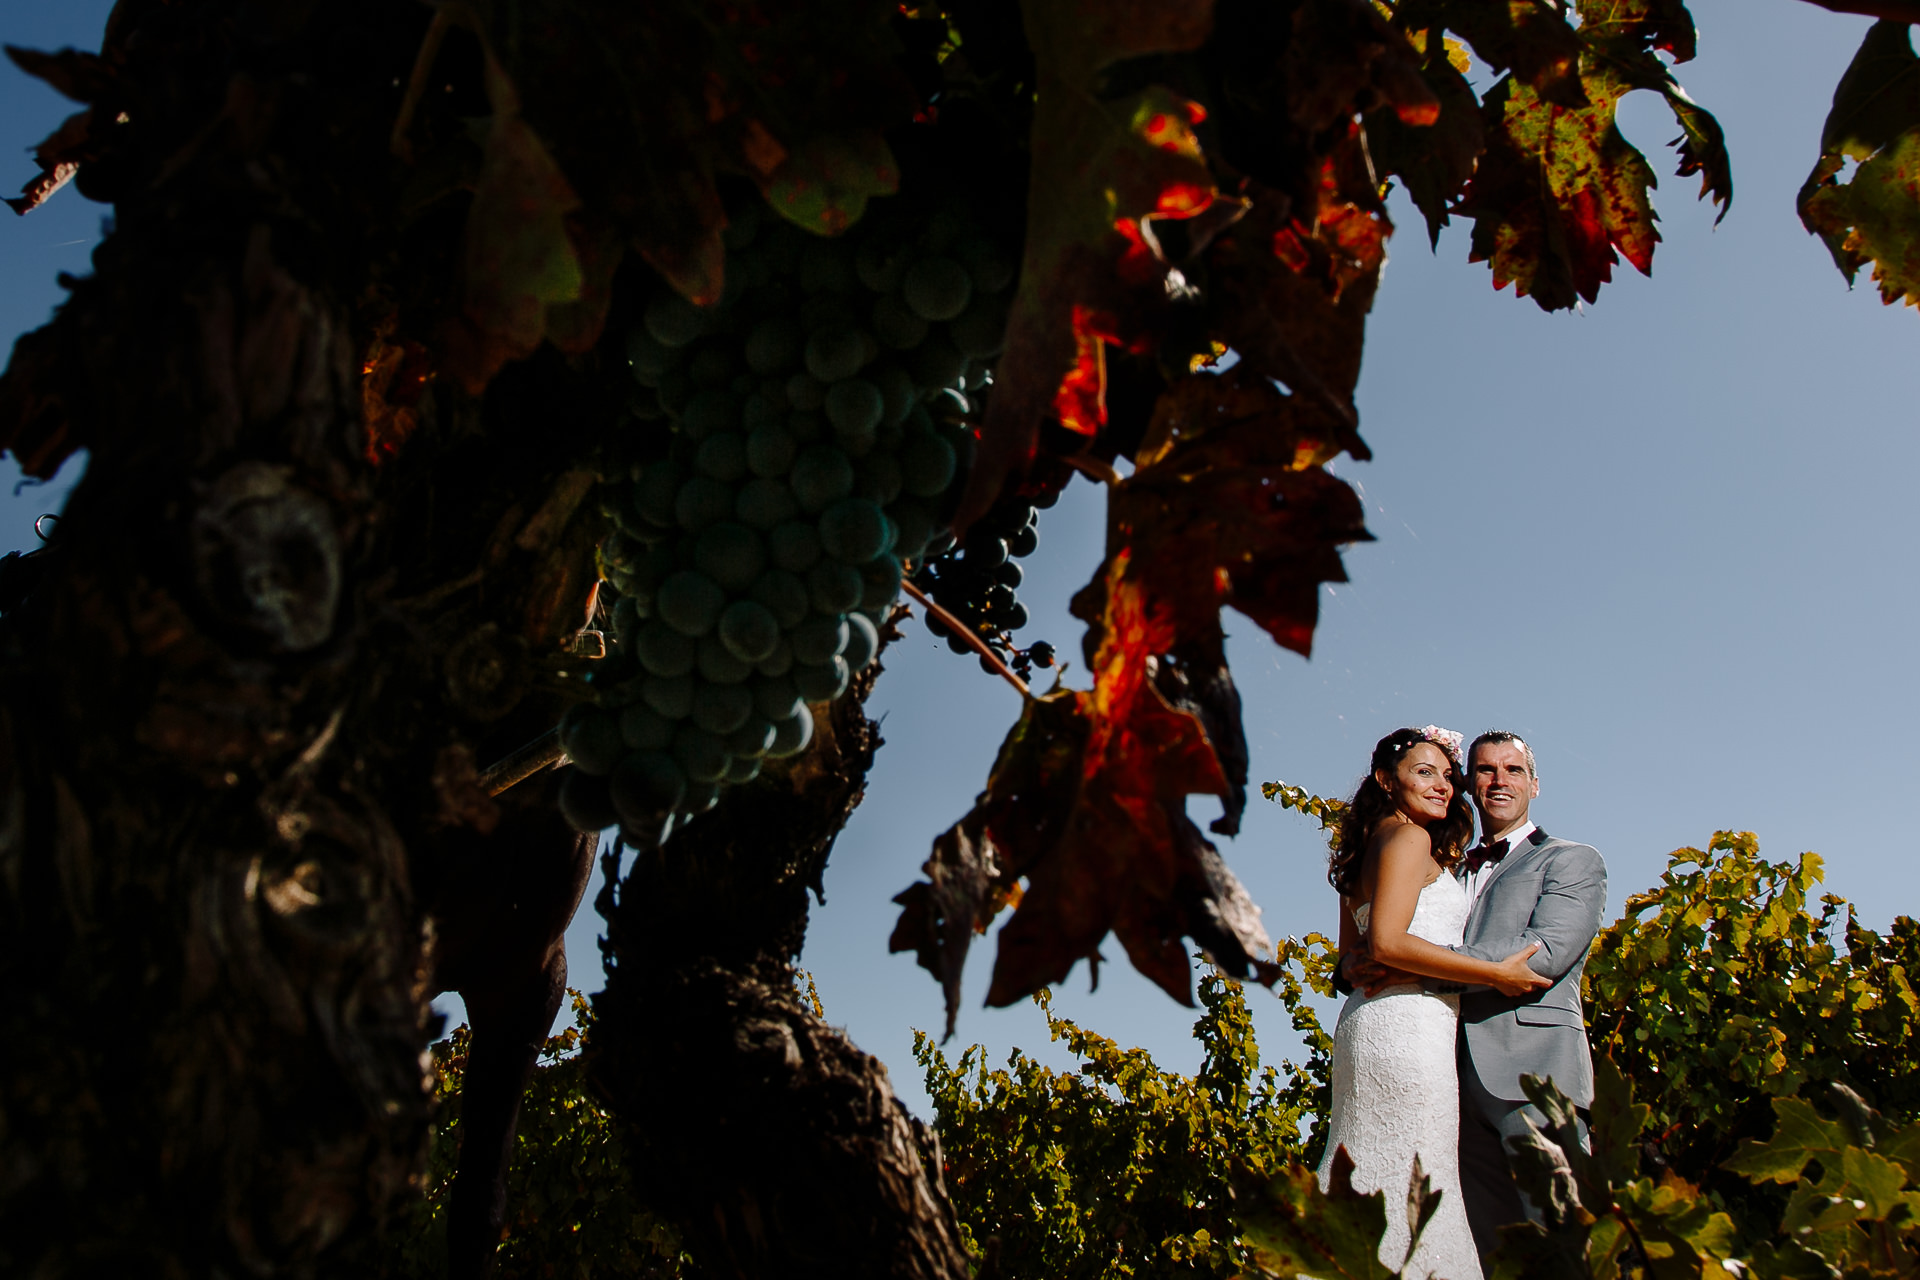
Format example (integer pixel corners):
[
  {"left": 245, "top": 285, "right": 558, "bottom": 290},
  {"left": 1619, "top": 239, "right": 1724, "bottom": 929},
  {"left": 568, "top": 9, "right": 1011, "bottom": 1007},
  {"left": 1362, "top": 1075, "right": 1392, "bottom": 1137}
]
[
  {"left": 911, "top": 493, "right": 1057, "bottom": 679},
  {"left": 561, "top": 196, "right": 1015, "bottom": 836}
]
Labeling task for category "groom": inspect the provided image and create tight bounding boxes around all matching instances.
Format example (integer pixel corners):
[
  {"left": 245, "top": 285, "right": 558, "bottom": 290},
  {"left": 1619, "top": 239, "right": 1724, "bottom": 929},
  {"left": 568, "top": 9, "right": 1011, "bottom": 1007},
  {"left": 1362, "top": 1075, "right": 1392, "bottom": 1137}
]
[{"left": 1345, "top": 731, "right": 1608, "bottom": 1263}]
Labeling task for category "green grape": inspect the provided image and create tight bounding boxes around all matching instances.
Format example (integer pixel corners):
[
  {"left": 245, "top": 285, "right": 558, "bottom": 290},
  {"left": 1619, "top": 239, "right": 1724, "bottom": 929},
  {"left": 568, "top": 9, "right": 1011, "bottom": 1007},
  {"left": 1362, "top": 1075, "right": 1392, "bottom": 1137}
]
[
  {"left": 642, "top": 672, "right": 694, "bottom": 720},
  {"left": 697, "top": 633, "right": 754, "bottom": 684},
  {"left": 956, "top": 235, "right": 1016, "bottom": 293},
  {"left": 608, "top": 567, "right": 639, "bottom": 598},
  {"left": 657, "top": 570, "right": 725, "bottom": 637},
  {"left": 629, "top": 387, "right": 667, "bottom": 421},
  {"left": 680, "top": 780, "right": 720, "bottom": 813},
  {"left": 755, "top": 636, "right": 794, "bottom": 677},
  {"left": 854, "top": 453, "right": 903, "bottom": 506},
  {"left": 793, "top": 655, "right": 850, "bottom": 702},
  {"left": 682, "top": 388, "right": 743, "bottom": 440},
  {"left": 672, "top": 722, "right": 731, "bottom": 784},
  {"left": 559, "top": 768, "right": 619, "bottom": 832},
  {"left": 843, "top": 610, "right": 879, "bottom": 671},
  {"left": 788, "top": 410, "right": 826, "bottom": 444},
  {"left": 805, "top": 325, "right": 868, "bottom": 383},
  {"left": 871, "top": 292, "right": 929, "bottom": 350},
  {"left": 826, "top": 377, "right": 883, "bottom": 438},
  {"left": 561, "top": 704, "right": 626, "bottom": 778},
  {"left": 626, "top": 328, "right": 678, "bottom": 387},
  {"left": 620, "top": 702, "right": 676, "bottom": 751},
  {"left": 695, "top": 432, "right": 749, "bottom": 483},
  {"left": 754, "top": 674, "right": 804, "bottom": 723},
  {"left": 906, "top": 332, "right": 966, "bottom": 390},
  {"left": 767, "top": 704, "right": 814, "bottom": 758},
  {"left": 927, "top": 387, "right": 969, "bottom": 425},
  {"left": 731, "top": 374, "right": 759, "bottom": 398},
  {"left": 644, "top": 291, "right": 706, "bottom": 348},
  {"left": 799, "top": 292, "right": 859, "bottom": 333},
  {"left": 758, "top": 375, "right": 792, "bottom": 411},
  {"left": 746, "top": 424, "right": 797, "bottom": 478},
  {"left": 948, "top": 292, "right": 1010, "bottom": 358},
  {"left": 903, "top": 257, "right": 972, "bottom": 322},
  {"left": 899, "top": 428, "right": 957, "bottom": 498},
  {"left": 742, "top": 393, "right": 783, "bottom": 434},
  {"left": 744, "top": 316, "right": 801, "bottom": 375},
  {"left": 868, "top": 362, "right": 915, "bottom": 425},
  {"left": 749, "top": 569, "right": 811, "bottom": 628},
  {"left": 657, "top": 369, "right": 694, "bottom": 419},
  {"left": 807, "top": 560, "right": 864, "bottom": 614},
  {"left": 610, "top": 750, "right": 686, "bottom": 827},
  {"left": 888, "top": 499, "right": 935, "bottom": 559},
  {"left": 855, "top": 233, "right": 911, "bottom": 294},
  {"left": 859, "top": 554, "right": 904, "bottom": 611},
  {"left": 817, "top": 497, "right": 888, "bottom": 564},
  {"left": 785, "top": 372, "right": 827, "bottom": 410},
  {"left": 688, "top": 343, "right": 742, "bottom": 388},
  {"left": 792, "top": 613, "right": 849, "bottom": 665},
  {"left": 634, "top": 458, "right": 689, "bottom": 527},
  {"left": 768, "top": 520, "right": 823, "bottom": 573},
  {"left": 634, "top": 619, "right": 697, "bottom": 677},
  {"left": 724, "top": 200, "right": 764, "bottom": 249},
  {"left": 800, "top": 239, "right": 856, "bottom": 294},
  {"left": 611, "top": 593, "right": 642, "bottom": 641},
  {"left": 727, "top": 717, "right": 776, "bottom": 759},
  {"left": 691, "top": 680, "right": 754, "bottom": 735},
  {"left": 791, "top": 444, "right": 855, "bottom": 513},
  {"left": 736, "top": 476, "right": 799, "bottom": 530},
  {"left": 692, "top": 522, "right": 765, "bottom": 592},
  {"left": 674, "top": 475, "right": 734, "bottom": 530},
  {"left": 718, "top": 599, "right": 781, "bottom": 664},
  {"left": 724, "top": 756, "right": 763, "bottom": 784}
]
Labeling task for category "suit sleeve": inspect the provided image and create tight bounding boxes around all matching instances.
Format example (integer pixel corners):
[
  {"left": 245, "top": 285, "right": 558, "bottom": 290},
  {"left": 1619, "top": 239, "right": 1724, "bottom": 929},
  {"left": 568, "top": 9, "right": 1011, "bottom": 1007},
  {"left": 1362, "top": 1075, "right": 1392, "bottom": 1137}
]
[{"left": 1452, "top": 845, "right": 1607, "bottom": 980}]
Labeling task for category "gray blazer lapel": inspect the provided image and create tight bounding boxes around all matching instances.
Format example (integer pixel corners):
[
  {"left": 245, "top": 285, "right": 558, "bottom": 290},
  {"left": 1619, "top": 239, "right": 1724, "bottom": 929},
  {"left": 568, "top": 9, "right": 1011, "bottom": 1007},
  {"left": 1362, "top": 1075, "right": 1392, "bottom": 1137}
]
[{"left": 1472, "top": 827, "right": 1551, "bottom": 907}]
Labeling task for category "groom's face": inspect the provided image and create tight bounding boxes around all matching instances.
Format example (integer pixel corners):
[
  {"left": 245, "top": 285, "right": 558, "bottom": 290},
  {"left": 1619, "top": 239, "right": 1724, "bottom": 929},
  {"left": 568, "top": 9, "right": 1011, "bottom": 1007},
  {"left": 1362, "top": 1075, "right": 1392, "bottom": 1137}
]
[{"left": 1470, "top": 741, "right": 1539, "bottom": 834}]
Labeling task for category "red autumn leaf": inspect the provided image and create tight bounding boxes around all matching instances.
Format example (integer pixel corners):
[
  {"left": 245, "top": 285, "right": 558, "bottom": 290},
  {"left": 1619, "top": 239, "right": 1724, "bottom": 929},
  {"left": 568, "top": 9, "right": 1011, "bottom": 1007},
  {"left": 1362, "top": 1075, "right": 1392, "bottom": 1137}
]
[
  {"left": 1402, "top": 0, "right": 1585, "bottom": 107},
  {"left": 5, "top": 109, "right": 91, "bottom": 217},
  {"left": 760, "top": 130, "right": 900, "bottom": 237},
  {"left": 960, "top": 0, "right": 1222, "bottom": 528}
]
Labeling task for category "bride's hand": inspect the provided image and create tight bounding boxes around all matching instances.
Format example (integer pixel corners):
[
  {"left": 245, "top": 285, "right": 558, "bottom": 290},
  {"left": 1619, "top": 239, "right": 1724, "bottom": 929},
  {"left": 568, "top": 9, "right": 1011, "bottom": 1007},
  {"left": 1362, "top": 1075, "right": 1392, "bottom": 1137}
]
[{"left": 1491, "top": 943, "right": 1552, "bottom": 997}]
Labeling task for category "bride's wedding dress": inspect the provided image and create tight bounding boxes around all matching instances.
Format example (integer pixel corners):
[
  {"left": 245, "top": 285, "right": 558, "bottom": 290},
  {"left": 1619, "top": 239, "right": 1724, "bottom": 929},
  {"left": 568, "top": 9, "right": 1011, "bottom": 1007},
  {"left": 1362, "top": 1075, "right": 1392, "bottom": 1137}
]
[{"left": 1320, "top": 873, "right": 1482, "bottom": 1280}]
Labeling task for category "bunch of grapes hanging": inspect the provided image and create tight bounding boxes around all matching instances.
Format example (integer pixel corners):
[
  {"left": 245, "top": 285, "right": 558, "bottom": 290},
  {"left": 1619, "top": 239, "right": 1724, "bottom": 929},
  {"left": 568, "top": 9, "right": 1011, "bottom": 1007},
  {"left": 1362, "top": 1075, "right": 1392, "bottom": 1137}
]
[{"left": 560, "top": 186, "right": 1047, "bottom": 838}]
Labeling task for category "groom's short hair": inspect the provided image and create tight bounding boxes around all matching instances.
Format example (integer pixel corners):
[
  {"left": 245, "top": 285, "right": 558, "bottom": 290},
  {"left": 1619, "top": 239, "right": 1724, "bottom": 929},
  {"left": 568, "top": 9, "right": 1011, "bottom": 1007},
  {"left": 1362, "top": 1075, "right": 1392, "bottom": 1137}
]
[{"left": 1469, "top": 730, "right": 1536, "bottom": 779}]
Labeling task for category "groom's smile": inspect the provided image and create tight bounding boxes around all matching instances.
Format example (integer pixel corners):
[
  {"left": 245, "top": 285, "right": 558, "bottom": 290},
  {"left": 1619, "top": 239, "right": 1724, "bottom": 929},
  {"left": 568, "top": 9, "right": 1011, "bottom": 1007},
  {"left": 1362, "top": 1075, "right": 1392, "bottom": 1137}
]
[{"left": 1470, "top": 741, "right": 1540, "bottom": 839}]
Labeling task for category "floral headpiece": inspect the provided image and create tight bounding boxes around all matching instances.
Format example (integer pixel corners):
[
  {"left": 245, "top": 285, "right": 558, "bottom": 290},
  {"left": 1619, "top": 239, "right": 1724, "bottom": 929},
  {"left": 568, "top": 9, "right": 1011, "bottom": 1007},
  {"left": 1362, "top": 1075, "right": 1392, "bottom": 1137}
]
[{"left": 1416, "top": 725, "right": 1465, "bottom": 771}]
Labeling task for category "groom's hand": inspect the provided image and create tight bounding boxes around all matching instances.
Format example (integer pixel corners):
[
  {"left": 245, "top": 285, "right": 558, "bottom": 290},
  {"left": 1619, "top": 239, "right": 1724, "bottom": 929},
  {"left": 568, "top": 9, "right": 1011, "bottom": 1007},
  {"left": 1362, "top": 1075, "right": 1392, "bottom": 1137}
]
[{"left": 1341, "top": 949, "right": 1417, "bottom": 996}]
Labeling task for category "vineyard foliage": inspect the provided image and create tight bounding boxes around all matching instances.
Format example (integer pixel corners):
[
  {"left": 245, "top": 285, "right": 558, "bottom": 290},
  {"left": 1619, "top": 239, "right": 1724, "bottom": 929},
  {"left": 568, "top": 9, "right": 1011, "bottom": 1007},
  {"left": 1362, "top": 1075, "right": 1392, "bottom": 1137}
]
[{"left": 417, "top": 828, "right": 1920, "bottom": 1277}]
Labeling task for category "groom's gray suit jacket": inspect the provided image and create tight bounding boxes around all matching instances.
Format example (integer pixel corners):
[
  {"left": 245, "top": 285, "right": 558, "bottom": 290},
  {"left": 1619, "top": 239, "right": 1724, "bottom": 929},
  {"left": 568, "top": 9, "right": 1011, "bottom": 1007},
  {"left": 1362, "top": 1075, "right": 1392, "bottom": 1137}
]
[{"left": 1451, "top": 828, "right": 1607, "bottom": 1108}]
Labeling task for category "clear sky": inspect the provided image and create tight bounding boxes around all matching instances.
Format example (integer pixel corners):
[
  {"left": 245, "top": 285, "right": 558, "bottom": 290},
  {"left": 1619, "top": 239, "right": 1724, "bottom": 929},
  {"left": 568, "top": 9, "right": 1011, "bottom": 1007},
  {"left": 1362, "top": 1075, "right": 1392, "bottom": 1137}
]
[{"left": 4, "top": 0, "right": 1913, "bottom": 1120}]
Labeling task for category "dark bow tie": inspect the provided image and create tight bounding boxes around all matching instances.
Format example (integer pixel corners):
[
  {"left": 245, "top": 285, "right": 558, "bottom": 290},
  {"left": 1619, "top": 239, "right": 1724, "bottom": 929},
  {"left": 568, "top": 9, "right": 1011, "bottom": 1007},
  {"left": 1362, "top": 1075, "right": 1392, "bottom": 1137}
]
[{"left": 1464, "top": 838, "right": 1510, "bottom": 873}]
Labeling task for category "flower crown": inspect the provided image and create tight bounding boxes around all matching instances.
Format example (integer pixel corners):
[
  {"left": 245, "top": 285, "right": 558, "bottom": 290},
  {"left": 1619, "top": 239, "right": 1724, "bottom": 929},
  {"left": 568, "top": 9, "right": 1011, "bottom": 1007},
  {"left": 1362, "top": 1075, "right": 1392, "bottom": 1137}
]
[{"left": 1416, "top": 725, "right": 1465, "bottom": 771}]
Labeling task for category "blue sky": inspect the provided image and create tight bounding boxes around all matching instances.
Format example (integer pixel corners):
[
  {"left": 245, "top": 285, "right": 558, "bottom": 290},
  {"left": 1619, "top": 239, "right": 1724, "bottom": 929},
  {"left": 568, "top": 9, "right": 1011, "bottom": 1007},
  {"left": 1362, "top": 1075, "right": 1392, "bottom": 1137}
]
[{"left": 3, "top": 0, "right": 1913, "bottom": 1119}]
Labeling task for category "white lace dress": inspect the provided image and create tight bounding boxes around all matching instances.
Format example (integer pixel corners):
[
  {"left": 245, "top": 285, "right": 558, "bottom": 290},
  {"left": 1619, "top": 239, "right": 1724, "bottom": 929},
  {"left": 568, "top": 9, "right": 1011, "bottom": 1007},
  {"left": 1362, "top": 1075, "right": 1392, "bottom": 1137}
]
[{"left": 1319, "top": 873, "right": 1482, "bottom": 1280}]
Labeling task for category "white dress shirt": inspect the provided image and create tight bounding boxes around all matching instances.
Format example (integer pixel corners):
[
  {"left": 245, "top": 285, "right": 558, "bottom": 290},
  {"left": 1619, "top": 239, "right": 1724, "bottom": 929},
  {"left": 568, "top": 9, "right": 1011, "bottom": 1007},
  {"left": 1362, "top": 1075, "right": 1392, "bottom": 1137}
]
[{"left": 1464, "top": 820, "right": 1535, "bottom": 912}]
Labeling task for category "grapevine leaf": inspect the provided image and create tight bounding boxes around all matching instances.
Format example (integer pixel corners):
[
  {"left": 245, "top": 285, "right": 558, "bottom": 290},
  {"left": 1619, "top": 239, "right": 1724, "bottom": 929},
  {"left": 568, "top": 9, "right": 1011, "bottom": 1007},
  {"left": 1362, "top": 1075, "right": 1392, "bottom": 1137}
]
[
  {"left": 1588, "top": 1055, "right": 1652, "bottom": 1189},
  {"left": 888, "top": 813, "right": 1000, "bottom": 1039},
  {"left": 761, "top": 131, "right": 900, "bottom": 237},
  {"left": 3, "top": 45, "right": 115, "bottom": 104},
  {"left": 962, "top": 0, "right": 1219, "bottom": 527},
  {"left": 1723, "top": 1096, "right": 1856, "bottom": 1184},
  {"left": 5, "top": 108, "right": 90, "bottom": 217},
  {"left": 1798, "top": 23, "right": 1920, "bottom": 306},
  {"left": 1147, "top": 635, "right": 1248, "bottom": 835},
  {"left": 1233, "top": 1148, "right": 1397, "bottom": 1280},
  {"left": 1366, "top": 51, "right": 1486, "bottom": 248},
  {"left": 1575, "top": 0, "right": 1700, "bottom": 64},
  {"left": 1402, "top": 0, "right": 1585, "bottom": 106},
  {"left": 1457, "top": 64, "right": 1659, "bottom": 311}
]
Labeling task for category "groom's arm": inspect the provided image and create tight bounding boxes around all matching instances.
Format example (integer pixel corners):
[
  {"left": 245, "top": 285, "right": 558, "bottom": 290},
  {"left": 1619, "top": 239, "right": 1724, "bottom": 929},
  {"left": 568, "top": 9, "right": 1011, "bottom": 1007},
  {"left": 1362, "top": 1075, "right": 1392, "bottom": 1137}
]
[{"left": 1453, "top": 845, "right": 1607, "bottom": 980}]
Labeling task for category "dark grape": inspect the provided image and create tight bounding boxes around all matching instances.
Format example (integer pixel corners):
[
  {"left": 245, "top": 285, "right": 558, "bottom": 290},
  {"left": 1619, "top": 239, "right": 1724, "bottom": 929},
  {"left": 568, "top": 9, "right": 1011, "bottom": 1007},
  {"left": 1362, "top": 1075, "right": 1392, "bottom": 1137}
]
[
  {"left": 995, "top": 560, "right": 1023, "bottom": 588},
  {"left": 559, "top": 768, "right": 619, "bottom": 833},
  {"left": 1008, "top": 523, "right": 1039, "bottom": 557},
  {"left": 889, "top": 500, "right": 934, "bottom": 559},
  {"left": 672, "top": 723, "right": 731, "bottom": 784},
  {"left": 692, "top": 522, "right": 765, "bottom": 592},
  {"left": 767, "top": 704, "right": 814, "bottom": 758},
  {"left": 561, "top": 704, "right": 626, "bottom": 778},
  {"left": 1003, "top": 601, "right": 1029, "bottom": 629},
  {"left": 903, "top": 257, "right": 972, "bottom": 322},
  {"left": 691, "top": 681, "right": 754, "bottom": 735},
  {"left": 717, "top": 599, "right": 781, "bottom": 664},
  {"left": 657, "top": 570, "right": 725, "bottom": 637},
  {"left": 843, "top": 612, "right": 878, "bottom": 671},
  {"left": 642, "top": 673, "right": 694, "bottom": 720},
  {"left": 620, "top": 702, "right": 676, "bottom": 751},
  {"left": 963, "top": 536, "right": 1008, "bottom": 570},
  {"left": 858, "top": 555, "right": 904, "bottom": 611},
  {"left": 1027, "top": 640, "right": 1056, "bottom": 668},
  {"left": 610, "top": 751, "right": 686, "bottom": 826},
  {"left": 899, "top": 429, "right": 956, "bottom": 498},
  {"left": 635, "top": 620, "right": 696, "bottom": 677},
  {"left": 792, "top": 614, "right": 849, "bottom": 665}
]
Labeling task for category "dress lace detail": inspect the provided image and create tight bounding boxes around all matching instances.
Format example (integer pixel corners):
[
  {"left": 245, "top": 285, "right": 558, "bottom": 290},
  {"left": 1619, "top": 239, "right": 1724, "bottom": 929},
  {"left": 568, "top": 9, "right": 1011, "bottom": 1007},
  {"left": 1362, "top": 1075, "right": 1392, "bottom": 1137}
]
[{"left": 1320, "top": 874, "right": 1482, "bottom": 1280}]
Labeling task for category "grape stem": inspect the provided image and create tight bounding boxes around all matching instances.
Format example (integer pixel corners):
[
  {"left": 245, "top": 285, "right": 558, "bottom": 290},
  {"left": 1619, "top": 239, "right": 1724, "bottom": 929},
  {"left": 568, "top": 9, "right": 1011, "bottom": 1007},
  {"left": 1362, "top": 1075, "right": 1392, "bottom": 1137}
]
[
  {"left": 900, "top": 580, "right": 1030, "bottom": 698},
  {"left": 1063, "top": 454, "right": 1122, "bottom": 487},
  {"left": 479, "top": 725, "right": 569, "bottom": 796}
]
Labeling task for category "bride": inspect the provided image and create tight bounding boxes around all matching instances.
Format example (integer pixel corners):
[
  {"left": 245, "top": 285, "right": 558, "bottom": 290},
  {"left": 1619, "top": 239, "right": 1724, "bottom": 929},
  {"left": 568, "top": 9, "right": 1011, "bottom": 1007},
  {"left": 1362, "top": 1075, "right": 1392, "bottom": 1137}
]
[{"left": 1320, "top": 727, "right": 1549, "bottom": 1280}]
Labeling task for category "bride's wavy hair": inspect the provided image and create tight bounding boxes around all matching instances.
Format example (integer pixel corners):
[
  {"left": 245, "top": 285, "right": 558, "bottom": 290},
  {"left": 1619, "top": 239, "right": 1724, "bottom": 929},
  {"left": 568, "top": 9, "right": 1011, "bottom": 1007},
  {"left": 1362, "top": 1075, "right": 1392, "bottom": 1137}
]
[{"left": 1327, "top": 728, "right": 1475, "bottom": 897}]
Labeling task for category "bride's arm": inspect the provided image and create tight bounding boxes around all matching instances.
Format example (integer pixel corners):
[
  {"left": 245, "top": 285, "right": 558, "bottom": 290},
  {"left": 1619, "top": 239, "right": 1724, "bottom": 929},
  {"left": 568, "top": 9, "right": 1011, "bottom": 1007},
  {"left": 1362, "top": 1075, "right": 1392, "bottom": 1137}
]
[{"left": 1369, "top": 827, "right": 1547, "bottom": 994}]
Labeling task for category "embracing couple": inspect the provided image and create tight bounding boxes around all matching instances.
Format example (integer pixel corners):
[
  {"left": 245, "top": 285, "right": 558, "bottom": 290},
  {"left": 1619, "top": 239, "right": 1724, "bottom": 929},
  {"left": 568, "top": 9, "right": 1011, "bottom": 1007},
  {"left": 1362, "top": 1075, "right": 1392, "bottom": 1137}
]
[{"left": 1320, "top": 726, "right": 1608, "bottom": 1280}]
